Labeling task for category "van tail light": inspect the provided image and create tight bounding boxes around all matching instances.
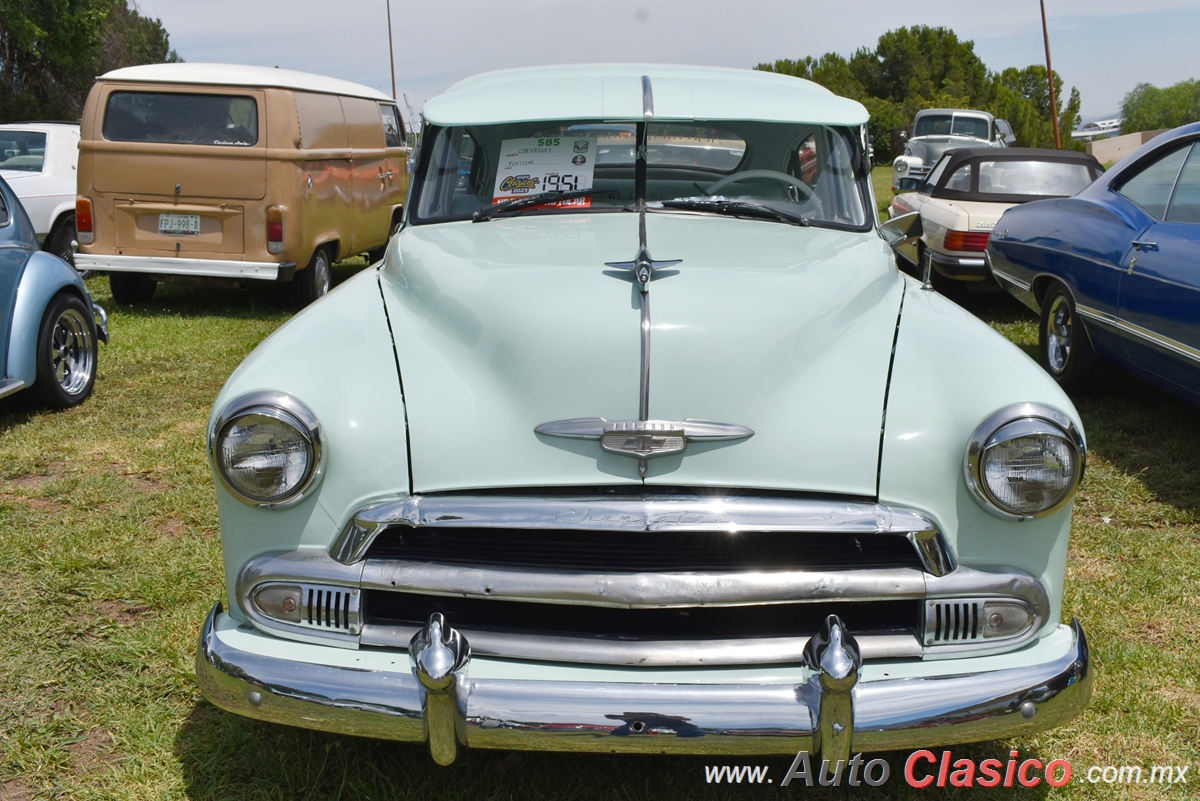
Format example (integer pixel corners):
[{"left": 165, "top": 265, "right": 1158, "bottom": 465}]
[
  {"left": 267, "top": 206, "right": 284, "bottom": 254},
  {"left": 943, "top": 230, "right": 991, "bottom": 252},
  {"left": 76, "top": 198, "right": 94, "bottom": 244}
]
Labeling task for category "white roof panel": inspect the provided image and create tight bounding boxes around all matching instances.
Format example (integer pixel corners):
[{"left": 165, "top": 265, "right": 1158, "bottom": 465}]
[
  {"left": 98, "top": 63, "right": 394, "bottom": 102},
  {"left": 424, "top": 64, "right": 868, "bottom": 127}
]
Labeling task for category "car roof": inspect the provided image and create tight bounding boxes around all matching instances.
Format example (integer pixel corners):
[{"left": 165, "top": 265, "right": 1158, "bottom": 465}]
[
  {"left": 925, "top": 147, "right": 1104, "bottom": 202},
  {"left": 423, "top": 64, "right": 869, "bottom": 127},
  {"left": 915, "top": 108, "right": 994, "bottom": 119},
  {"left": 933, "top": 147, "right": 1102, "bottom": 172},
  {"left": 0, "top": 122, "right": 80, "bottom": 132},
  {"left": 97, "top": 63, "right": 393, "bottom": 102}
]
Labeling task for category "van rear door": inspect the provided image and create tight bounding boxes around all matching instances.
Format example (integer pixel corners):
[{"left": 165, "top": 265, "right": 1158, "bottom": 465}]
[{"left": 88, "top": 87, "right": 266, "bottom": 256}]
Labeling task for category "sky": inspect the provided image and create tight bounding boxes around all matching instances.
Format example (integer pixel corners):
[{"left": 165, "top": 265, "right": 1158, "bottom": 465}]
[{"left": 133, "top": 0, "right": 1198, "bottom": 125}]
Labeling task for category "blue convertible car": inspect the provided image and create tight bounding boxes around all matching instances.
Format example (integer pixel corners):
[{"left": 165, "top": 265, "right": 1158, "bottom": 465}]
[
  {"left": 1, "top": 174, "right": 107, "bottom": 409},
  {"left": 988, "top": 122, "right": 1200, "bottom": 400}
]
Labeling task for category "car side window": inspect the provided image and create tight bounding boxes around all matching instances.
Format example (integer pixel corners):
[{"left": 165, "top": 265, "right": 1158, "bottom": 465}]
[
  {"left": 924, "top": 156, "right": 951, "bottom": 190},
  {"left": 0, "top": 188, "right": 8, "bottom": 226},
  {"left": 945, "top": 164, "right": 972, "bottom": 192},
  {"left": 1116, "top": 144, "right": 1190, "bottom": 220},
  {"left": 380, "top": 104, "right": 405, "bottom": 148},
  {"left": 1165, "top": 143, "right": 1200, "bottom": 225}
]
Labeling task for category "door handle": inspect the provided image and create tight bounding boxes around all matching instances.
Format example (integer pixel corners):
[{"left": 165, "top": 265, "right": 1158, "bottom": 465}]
[{"left": 1131, "top": 240, "right": 1158, "bottom": 252}]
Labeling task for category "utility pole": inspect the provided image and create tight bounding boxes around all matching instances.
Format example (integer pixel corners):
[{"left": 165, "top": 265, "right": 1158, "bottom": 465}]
[
  {"left": 1040, "top": 0, "right": 1061, "bottom": 149},
  {"left": 386, "top": 0, "right": 397, "bottom": 100}
]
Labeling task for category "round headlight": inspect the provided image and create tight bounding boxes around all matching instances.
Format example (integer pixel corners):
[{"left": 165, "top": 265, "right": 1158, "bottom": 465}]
[
  {"left": 965, "top": 403, "right": 1085, "bottom": 520},
  {"left": 894, "top": 160, "right": 908, "bottom": 174},
  {"left": 210, "top": 392, "right": 323, "bottom": 508}
]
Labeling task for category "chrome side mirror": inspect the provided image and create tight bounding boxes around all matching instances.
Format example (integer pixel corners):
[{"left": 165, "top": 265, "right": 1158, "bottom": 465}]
[{"left": 880, "top": 212, "right": 923, "bottom": 277}]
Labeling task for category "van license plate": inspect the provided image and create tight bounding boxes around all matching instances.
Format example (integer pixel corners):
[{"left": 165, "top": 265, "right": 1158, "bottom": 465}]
[{"left": 159, "top": 214, "right": 200, "bottom": 236}]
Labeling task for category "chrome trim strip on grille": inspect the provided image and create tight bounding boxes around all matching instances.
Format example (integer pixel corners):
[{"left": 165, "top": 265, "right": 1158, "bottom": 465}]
[
  {"left": 360, "top": 625, "right": 922, "bottom": 665},
  {"left": 330, "top": 495, "right": 950, "bottom": 572},
  {"left": 198, "top": 604, "right": 1093, "bottom": 759},
  {"left": 361, "top": 560, "right": 928, "bottom": 608},
  {"left": 236, "top": 550, "right": 1050, "bottom": 664}
]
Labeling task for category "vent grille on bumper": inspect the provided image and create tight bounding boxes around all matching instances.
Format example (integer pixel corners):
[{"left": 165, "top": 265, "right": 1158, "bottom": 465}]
[
  {"left": 362, "top": 527, "right": 926, "bottom": 572},
  {"left": 305, "top": 586, "right": 357, "bottom": 632},
  {"left": 363, "top": 591, "right": 922, "bottom": 642},
  {"left": 927, "top": 600, "right": 982, "bottom": 643}
]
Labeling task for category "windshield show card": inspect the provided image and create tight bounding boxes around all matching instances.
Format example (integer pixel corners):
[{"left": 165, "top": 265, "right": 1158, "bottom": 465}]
[{"left": 494, "top": 137, "right": 596, "bottom": 206}]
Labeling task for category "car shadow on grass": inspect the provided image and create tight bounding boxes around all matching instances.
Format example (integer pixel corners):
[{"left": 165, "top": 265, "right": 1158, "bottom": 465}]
[
  {"left": 174, "top": 702, "right": 1057, "bottom": 799},
  {"left": 82, "top": 258, "right": 371, "bottom": 319}
]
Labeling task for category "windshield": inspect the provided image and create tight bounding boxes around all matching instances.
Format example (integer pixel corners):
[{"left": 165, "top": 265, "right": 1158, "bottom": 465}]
[
  {"left": 913, "top": 114, "right": 991, "bottom": 140},
  {"left": 410, "top": 120, "right": 869, "bottom": 230}
]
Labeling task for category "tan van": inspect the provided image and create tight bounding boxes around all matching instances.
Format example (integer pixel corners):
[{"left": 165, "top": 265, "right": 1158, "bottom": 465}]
[{"left": 75, "top": 63, "right": 409, "bottom": 305}]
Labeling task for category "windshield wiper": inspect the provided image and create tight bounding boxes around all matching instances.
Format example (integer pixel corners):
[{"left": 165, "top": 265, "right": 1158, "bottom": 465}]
[
  {"left": 472, "top": 189, "right": 616, "bottom": 222},
  {"left": 657, "top": 198, "right": 808, "bottom": 227}
]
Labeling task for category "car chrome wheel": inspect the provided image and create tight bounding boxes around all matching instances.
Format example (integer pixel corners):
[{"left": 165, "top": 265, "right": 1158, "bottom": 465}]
[
  {"left": 34, "top": 294, "right": 98, "bottom": 409},
  {"left": 1044, "top": 294, "right": 1072, "bottom": 375},
  {"left": 1038, "top": 283, "right": 1107, "bottom": 395},
  {"left": 50, "top": 308, "right": 94, "bottom": 395}
]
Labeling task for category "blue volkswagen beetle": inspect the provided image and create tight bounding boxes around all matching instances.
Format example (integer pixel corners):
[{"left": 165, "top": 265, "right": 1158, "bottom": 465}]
[
  {"left": 988, "top": 122, "right": 1200, "bottom": 400},
  {"left": 0, "top": 174, "right": 107, "bottom": 409}
]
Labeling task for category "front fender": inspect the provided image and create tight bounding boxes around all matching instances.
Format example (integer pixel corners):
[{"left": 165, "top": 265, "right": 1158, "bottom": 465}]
[
  {"left": 878, "top": 282, "right": 1084, "bottom": 634},
  {"left": 7, "top": 250, "right": 91, "bottom": 385},
  {"left": 208, "top": 267, "right": 411, "bottom": 615}
]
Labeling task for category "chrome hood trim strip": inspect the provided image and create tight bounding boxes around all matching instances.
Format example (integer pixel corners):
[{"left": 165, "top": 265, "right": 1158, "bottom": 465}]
[{"left": 329, "top": 494, "right": 946, "bottom": 568}]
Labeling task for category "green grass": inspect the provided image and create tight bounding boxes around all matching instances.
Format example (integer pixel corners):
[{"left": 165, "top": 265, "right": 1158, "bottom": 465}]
[
  {"left": 2, "top": 265, "right": 1199, "bottom": 799},
  {"left": 872, "top": 164, "right": 894, "bottom": 218}
]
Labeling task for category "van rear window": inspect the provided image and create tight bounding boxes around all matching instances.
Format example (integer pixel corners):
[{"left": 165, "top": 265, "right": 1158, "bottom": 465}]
[{"left": 103, "top": 92, "right": 259, "bottom": 146}]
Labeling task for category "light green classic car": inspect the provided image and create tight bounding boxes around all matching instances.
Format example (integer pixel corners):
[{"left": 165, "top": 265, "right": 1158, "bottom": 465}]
[{"left": 196, "top": 65, "right": 1092, "bottom": 766}]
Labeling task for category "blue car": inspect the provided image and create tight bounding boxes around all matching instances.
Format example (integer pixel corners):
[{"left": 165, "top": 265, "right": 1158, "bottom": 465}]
[
  {"left": 988, "top": 122, "right": 1200, "bottom": 401},
  {"left": 1, "top": 174, "right": 107, "bottom": 409}
]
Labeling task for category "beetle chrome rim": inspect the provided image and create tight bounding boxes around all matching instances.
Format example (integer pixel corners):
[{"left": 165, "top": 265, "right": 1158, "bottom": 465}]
[
  {"left": 1045, "top": 295, "right": 1072, "bottom": 374},
  {"left": 50, "top": 309, "right": 94, "bottom": 395}
]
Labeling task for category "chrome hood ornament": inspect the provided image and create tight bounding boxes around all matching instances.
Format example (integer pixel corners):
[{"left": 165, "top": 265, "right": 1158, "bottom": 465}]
[{"left": 536, "top": 417, "right": 753, "bottom": 460}]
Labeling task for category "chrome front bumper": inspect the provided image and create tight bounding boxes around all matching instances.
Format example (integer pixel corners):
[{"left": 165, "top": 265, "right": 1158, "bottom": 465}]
[{"left": 197, "top": 603, "right": 1092, "bottom": 765}]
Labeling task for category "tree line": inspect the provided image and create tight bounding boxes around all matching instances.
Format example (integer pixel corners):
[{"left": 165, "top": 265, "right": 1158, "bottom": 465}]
[
  {"left": 0, "top": 0, "right": 180, "bottom": 123},
  {"left": 757, "top": 26, "right": 1081, "bottom": 164},
  {"left": 1121, "top": 79, "right": 1200, "bottom": 134}
]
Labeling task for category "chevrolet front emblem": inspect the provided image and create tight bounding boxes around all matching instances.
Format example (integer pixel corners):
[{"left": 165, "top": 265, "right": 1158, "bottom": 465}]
[{"left": 535, "top": 418, "right": 753, "bottom": 459}]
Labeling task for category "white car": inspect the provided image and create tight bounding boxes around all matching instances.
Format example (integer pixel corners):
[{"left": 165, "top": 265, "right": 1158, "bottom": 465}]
[
  {"left": 0, "top": 122, "right": 81, "bottom": 269},
  {"left": 889, "top": 147, "right": 1104, "bottom": 291}
]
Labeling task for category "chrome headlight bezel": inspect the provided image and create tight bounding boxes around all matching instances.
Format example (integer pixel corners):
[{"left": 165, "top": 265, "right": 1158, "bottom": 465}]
[
  {"left": 208, "top": 391, "right": 325, "bottom": 509},
  {"left": 964, "top": 402, "right": 1085, "bottom": 521}
]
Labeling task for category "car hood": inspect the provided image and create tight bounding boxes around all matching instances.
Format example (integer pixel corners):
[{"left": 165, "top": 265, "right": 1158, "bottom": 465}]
[
  {"left": 908, "top": 137, "right": 990, "bottom": 164},
  {"left": 379, "top": 213, "right": 903, "bottom": 495}
]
